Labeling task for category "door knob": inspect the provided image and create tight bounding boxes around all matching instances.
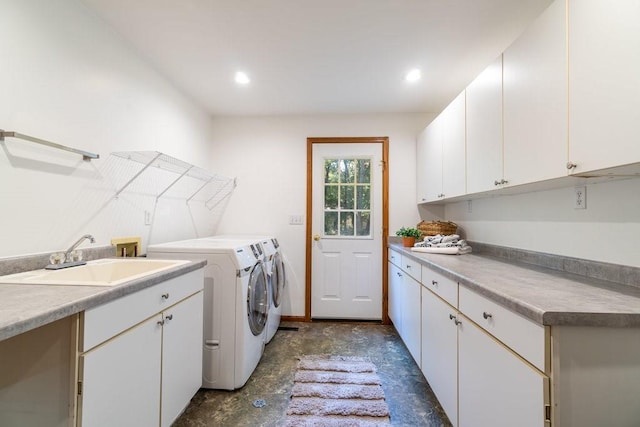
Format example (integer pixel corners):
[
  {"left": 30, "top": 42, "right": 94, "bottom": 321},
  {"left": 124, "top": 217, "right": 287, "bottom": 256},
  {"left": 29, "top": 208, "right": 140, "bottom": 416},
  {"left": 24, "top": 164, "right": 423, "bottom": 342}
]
[{"left": 313, "top": 234, "right": 321, "bottom": 241}]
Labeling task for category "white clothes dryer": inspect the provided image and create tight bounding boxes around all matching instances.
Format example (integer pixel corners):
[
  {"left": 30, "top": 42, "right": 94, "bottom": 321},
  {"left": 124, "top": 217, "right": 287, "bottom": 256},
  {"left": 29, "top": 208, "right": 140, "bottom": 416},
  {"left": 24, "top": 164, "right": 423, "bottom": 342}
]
[
  {"left": 204, "top": 235, "right": 285, "bottom": 344},
  {"left": 146, "top": 238, "right": 269, "bottom": 390}
]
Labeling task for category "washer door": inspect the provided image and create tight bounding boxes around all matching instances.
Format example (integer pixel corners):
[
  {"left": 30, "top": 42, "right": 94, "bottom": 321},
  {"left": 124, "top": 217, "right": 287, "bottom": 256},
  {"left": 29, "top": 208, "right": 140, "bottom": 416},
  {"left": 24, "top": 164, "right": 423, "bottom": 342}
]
[
  {"left": 271, "top": 251, "right": 286, "bottom": 308},
  {"left": 247, "top": 261, "right": 269, "bottom": 336}
]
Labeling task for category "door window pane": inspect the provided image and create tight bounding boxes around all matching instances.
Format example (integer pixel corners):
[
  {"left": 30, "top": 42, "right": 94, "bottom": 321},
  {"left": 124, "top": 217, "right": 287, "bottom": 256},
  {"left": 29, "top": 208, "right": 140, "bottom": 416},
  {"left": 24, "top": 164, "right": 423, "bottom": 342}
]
[
  {"left": 340, "top": 159, "right": 355, "bottom": 183},
  {"left": 340, "top": 185, "right": 354, "bottom": 209},
  {"left": 357, "top": 159, "right": 371, "bottom": 183},
  {"left": 356, "top": 185, "right": 370, "bottom": 209},
  {"left": 325, "top": 186, "right": 338, "bottom": 209},
  {"left": 323, "top": 156, "right": 372, "bottom": 238},
  {"left": 325, "top": 160, "right": 339, "bottom": 183},
  {"left": 340, "top": 211, "right": 354, "bottom": 236},
  {"left": 325, "top": 212, "right": 338, "bottom": 235},
  {"left": 356, "top": 212, "right": 371, "bottom": 236}
]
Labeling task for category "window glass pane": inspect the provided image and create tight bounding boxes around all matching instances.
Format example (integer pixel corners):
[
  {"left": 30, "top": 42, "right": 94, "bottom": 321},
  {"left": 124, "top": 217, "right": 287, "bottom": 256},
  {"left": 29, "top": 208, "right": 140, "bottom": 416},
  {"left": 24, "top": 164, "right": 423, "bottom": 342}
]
[
  {"left": 356, "top": 212, "right": 371, "bottom": 236},
  {"left": 340, "top": 211, "right": 354, "bottom": 236},
  {"left": 325, "top": 185, "right": 338, "bottom": 209},
  {"left": 340, "top": 185, "right": 354, "bottom": 209},
  {"left": 356, "top": 185, "right": 370, "bottom": 210},
  {"left": 324, "top": 212, "right": 338, "bottom": 235},
  {"left": 340, "top": 159, "right": 355, "bottom": 183},
  {"left": 324, "top": 160, "right": 339, "bottom": 183},
  {"left": 357, "top": 159, "right": 371, "bottom": 184}
]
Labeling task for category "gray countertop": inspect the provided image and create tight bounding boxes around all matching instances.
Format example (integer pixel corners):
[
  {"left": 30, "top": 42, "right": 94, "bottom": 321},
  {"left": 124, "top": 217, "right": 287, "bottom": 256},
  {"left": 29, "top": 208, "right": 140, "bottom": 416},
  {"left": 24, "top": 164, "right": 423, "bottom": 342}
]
[
  {"left": 0, "top": 259, "right": 207, "bottom": 342},
  {"left": 390, "top": 243, "right": 640, "bottom": 327}
]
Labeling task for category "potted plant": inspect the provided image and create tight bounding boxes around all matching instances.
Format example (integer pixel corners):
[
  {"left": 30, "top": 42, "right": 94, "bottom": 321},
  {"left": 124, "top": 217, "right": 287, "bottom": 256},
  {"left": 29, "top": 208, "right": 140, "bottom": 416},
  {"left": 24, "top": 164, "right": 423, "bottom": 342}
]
[{"left": 396, "top": 227, "right": 422, "bottom": 247}]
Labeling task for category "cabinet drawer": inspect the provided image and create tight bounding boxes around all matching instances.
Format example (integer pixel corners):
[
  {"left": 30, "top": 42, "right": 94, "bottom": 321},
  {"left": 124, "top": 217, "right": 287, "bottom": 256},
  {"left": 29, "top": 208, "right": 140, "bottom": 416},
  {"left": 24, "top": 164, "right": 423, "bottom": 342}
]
[
  {"left": 459, "top": 286, "right": 546, "bottom": 372},
  {"left": 401, "top": 255, "right": 421, "bottom": 282},
  {"left": 388, "top": 249, "right": 401, "bottom": 265},
  {"left": 81, "top": 268, "right": 204, "bottom": 352},
  {"left": 422, "top": 266, "right": 458, "bottom": 307}
]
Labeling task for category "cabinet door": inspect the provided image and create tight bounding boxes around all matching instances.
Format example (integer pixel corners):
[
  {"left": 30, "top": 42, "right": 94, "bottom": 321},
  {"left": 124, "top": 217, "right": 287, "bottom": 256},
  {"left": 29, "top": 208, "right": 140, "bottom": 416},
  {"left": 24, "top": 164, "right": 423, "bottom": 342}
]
[
  {"left": 466, "top": 56, "right": 503, "bottom": 194},
  {"left": 568, "top": 0, "right": 640, "bottom": 174},
  {"left": 416, "top": 127, "right": 429, "bottom": 203},
  {"left": 503, "top": 0, "right": 567, "bottom": 186},
  {"left": 441, "top": 91, "right": 466, "bottom": 199},
  {"left": 458, "top": 316, "right": 549, "bottom": 427},
  {"left": 401, "top": 274, "right": 421, "bottom": 367},
  {"left": 79, "top": 315, "right": 162, "bottom": 427},
  {"left": 421, "top": 287, "right": 459, "bottom": 427},
  {"left": 388, "top": 262, "right": 403, "bottom": 332},
  {"left": 422, "top": 115, "right": 443, "bottom": 202},
  {"left": 161, "top": 291, "right": 204, "bottom": 427}
]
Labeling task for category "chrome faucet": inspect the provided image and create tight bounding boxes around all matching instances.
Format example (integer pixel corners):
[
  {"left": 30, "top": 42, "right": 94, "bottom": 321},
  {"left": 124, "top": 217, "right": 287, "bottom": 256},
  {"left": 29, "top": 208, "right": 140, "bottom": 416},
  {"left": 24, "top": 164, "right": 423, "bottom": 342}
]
[{"left": 64, "top": 234, "right": 95, "bottom": 262}]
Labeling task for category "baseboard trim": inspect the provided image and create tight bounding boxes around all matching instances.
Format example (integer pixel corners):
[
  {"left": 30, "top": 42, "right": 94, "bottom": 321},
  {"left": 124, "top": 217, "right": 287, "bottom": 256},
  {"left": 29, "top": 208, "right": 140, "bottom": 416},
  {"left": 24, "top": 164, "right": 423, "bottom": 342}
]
[{"left": 281, "top": 315, "right": 307, "bottom": 322}]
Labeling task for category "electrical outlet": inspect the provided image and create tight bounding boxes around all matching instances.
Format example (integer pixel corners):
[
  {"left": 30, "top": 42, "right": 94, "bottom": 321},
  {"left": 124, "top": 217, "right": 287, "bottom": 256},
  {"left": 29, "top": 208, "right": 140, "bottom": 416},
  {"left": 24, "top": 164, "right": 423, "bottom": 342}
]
[
  {"left": 144, "top": 210, "right": 152, "bottom": 225},
  {"left": 574, "top": 186, "right": 586, "bottom": 209}
]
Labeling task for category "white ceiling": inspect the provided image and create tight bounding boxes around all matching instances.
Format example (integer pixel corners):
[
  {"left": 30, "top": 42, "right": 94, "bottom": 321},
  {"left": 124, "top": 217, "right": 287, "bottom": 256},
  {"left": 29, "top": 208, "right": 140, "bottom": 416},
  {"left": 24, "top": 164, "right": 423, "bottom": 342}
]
[{"left": 82, "top": 0, "right": 552, "bottom": 116}]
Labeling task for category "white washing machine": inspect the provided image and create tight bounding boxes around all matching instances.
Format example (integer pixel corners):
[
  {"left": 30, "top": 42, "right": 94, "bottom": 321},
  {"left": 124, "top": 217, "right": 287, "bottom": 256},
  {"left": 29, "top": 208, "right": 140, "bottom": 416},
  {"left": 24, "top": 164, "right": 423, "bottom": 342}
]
[
  {"left": 204, "top": 235, "right": 285, "bottom": 344},
  {"left": 265, "top": 237, "right": 285, "bottom": 343},
  {"left": 146, "top": 238, "right": 269, "bottom": 390}
]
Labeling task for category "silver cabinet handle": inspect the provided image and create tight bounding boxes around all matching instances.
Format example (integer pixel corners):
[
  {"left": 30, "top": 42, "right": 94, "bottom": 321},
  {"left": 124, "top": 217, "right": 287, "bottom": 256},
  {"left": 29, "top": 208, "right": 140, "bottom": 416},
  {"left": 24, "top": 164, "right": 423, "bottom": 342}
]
[
  {"left": 566, "top": 161, "right": 577, "bottom": 170},
  {"left": 494, "top": 180, "right": 501, "bottom": 186},
  {"left": 431, "top": 280, "right": 438, "bottom": 286},
  {"left": 406, "top": 265, "right": 411, "bottom": 269},
  {"left": 161, "top": 293, "right": 169, "bottom": 300},
  {"left": 157, "top": 319, "right": 165, "bottom": 326},
  {"left": 449, "top": 314, "right": 456, "bottom": 320},
  {"left": 397, "top": 272, "right": 402, "bottom": 277},
  {"left": 483, "top": 312, "right": 493, "bottom": 319},
  {"left": 165, "top": 314, "right": 173, "bottom": 321},
  {"left": 454, "top": 319, "right": 462, "bottom": 326}
]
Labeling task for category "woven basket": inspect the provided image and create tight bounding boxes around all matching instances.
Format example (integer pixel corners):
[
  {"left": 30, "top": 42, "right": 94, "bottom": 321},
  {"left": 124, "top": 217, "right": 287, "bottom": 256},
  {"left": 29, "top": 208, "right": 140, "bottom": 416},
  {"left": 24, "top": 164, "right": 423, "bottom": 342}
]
[{"left": 417, "top": 220, "right": 458, "bottom": 237}]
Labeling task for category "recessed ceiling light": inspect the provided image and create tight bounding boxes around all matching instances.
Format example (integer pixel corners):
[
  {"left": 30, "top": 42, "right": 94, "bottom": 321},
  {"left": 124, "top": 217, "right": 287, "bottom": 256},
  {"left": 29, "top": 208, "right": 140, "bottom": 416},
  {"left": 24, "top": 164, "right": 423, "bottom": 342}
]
[
  {"left": 405, "top": 69, "right": 421, "bottom": 82},
  {"left": 235, "top": 71, "right": 250, "bottom": 85}
]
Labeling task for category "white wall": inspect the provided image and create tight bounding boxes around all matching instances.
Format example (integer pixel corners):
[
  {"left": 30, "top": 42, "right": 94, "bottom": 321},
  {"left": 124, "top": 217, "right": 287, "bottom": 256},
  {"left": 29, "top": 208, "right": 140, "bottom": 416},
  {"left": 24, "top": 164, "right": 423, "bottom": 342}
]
[
  {"left": 443, "top": 178, "right": 640, "bottom": 267},
  {"left": 0, "top": 0, "right": 217, "bottom": 258},
  {"left": 209, "top": 113, "right": 432, "bottom": 317}
]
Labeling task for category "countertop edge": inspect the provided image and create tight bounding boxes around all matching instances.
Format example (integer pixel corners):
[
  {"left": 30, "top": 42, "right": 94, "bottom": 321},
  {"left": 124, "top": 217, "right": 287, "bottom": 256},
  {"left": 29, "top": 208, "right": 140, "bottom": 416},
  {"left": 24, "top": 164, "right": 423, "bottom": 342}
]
[{"left": 0, "top": 259, "right": 207, "bottom": 342}]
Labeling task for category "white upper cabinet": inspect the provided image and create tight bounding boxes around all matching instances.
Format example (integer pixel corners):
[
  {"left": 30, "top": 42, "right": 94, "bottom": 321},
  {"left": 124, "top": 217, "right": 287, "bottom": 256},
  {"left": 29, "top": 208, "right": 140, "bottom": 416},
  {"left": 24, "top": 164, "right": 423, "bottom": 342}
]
[
  {"left": 441, "top": 91, "right": 467, "bottom": 199},
  {"left": 419, "top": 114, "right": 444, "bottom": 203},
  {"left": 567, "top": 0, "right": 640, "bottom": 174},
  {"left": 417, "top": 91, "right": 466, "bottom": 203},
  {"left": 466, "top": 55, "right": 504, "bottom": 194},
  {"left": 416, "top": 127, "right": 430, "bottom": 203},
  {"left": 503, "top": 0, "right": 567, "bottom": 186}
]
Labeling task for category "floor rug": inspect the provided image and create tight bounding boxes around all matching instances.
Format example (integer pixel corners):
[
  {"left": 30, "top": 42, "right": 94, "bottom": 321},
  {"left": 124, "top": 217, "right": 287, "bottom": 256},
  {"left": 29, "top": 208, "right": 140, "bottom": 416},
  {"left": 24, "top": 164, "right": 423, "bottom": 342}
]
[{"left": 286, "top": 355, "right": 391, "bottom": 426}]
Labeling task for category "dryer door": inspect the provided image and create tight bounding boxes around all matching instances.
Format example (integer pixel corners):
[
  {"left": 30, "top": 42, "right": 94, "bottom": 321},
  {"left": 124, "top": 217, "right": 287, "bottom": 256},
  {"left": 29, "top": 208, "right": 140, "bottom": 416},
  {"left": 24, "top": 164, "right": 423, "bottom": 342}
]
[
  {"left": 271, "top": 251, "right": 286, "bottom": 308},
  {"left": 247, "top": 262, "right": 269, "bottom": 336}
]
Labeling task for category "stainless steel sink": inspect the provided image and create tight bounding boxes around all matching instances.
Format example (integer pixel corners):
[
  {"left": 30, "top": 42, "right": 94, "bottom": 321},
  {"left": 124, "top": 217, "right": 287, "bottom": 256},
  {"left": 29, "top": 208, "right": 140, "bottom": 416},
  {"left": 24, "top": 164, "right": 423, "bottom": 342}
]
[{"left": 0, "top": 258, "right": 190, "bottom": 286}]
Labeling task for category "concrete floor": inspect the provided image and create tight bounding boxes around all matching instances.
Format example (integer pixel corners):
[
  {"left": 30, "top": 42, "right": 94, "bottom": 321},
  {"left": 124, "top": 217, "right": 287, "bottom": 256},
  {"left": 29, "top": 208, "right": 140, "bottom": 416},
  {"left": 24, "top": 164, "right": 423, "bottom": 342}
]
[{"left": 174, "top": 321, "right": 452, "bottom": 426}]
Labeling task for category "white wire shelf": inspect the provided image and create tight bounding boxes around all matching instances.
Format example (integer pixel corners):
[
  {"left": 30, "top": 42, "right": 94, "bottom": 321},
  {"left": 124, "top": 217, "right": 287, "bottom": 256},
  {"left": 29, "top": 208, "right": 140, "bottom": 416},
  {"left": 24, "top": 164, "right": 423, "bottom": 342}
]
[{"left": 110, "top": 151, "right": 235, "bottom": 205}]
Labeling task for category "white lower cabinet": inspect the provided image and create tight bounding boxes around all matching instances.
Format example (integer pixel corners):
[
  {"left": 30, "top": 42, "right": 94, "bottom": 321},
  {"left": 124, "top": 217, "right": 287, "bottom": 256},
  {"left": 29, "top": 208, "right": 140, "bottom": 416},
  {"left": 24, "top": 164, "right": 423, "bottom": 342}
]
[
  {"left": 417, "top": 264, "right": 550, "bottom": 427},
  {"left": 77, "top": 269, "right": 204, "bottom": 427},
  {"left": 387, "top": 253, "right": 421, "bottom": 366},
  {"left": 79, "top": 315, "right": 163, "bottom": 427},
  {"left": 160, "top": 292, "right": 204, "bottom": 427},
  {"left": 421, "top": 287, "right": 458, "bottom": 427},
  {"left": 401, "top": 272, "right": 421, "bottom": 366},
  {"left": 458, "top": 313, "right": 549, "bottom": 427}
]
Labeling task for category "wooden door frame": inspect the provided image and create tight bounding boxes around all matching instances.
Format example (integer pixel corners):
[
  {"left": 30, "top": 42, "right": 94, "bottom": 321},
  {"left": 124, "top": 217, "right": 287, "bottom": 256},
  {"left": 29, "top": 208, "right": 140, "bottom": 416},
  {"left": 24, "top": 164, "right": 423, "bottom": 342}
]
[{"left": 305, "top": 137, "right": 390, "bottom": 324}]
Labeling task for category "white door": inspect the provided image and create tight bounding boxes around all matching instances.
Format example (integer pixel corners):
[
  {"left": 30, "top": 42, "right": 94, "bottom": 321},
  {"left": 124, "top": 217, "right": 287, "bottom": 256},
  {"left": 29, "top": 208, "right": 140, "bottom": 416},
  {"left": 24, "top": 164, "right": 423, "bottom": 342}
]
[{"left": 311, "top": 142, "right": 383, "bottom": 319}]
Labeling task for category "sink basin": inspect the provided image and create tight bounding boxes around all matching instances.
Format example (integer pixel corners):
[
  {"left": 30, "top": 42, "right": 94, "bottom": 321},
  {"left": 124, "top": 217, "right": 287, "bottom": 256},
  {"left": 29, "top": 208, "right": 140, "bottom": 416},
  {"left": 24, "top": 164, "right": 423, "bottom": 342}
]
[{"left": 0, "top": 258, "right": 191, "bottom": 286}]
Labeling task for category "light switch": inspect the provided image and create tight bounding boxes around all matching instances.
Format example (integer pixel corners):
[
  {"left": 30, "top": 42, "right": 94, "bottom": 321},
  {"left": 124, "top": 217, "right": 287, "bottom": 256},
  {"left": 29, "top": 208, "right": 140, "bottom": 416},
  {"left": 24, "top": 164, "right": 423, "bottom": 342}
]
[{"left": 289, "top": 215, "right": 304, "bottom": 225}]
